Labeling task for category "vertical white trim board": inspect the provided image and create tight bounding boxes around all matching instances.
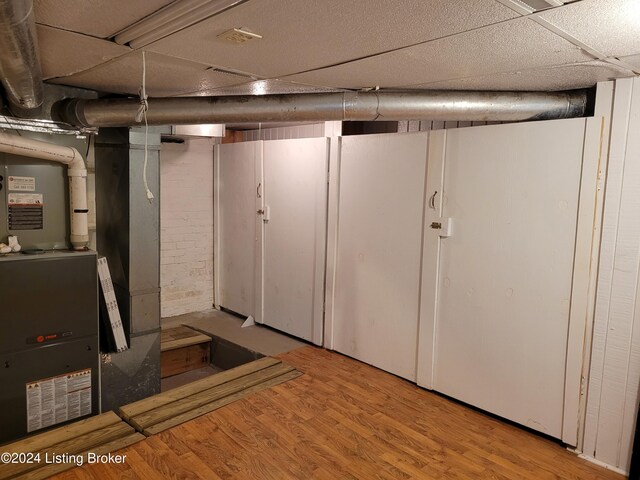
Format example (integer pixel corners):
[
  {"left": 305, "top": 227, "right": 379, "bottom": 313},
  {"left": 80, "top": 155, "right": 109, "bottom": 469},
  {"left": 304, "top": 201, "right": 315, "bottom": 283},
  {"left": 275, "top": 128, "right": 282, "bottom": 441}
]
[
  {"left": 254, "top": 141, "right": 264, "bottom": 324},
  {"left": 323, "top": 137, "right": 341, "bottom": 350},
  {"left": 416, "top": 129, "right": 446, "bottom": 390},
  {"left": 563, "top": 115, "right": 608, "bottom": 446},
  {"left": 213, "top": 145, "right": 221, "bottom": 309},
  {"left": 576, "top": 81, "right": 614, "bottom": 452},
  {"left": 583, "top": 79, "right": 634, "bottom": 461},
  {"left": 583, "top": 76, "right": 640, "bottom": 473}
]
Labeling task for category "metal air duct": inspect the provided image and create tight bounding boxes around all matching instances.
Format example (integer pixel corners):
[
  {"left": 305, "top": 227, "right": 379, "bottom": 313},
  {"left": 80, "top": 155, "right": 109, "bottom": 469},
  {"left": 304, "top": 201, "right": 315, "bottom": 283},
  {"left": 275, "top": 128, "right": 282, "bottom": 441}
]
[
  {"left": 54, "top": 90, "right": 589, "bottom": 128},
  {"left": 0, "top": 0, "right": 43, "bottom": 115}
]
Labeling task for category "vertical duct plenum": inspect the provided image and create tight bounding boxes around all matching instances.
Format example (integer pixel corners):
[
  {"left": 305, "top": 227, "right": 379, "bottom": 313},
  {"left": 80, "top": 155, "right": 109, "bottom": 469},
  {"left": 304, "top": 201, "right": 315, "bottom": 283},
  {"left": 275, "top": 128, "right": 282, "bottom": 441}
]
[
  {"left": 95, "top": 127, "right": 161, "bottom": 411},
  {"left": 0, "top": 0, "right": 43, "bottom": 114}
]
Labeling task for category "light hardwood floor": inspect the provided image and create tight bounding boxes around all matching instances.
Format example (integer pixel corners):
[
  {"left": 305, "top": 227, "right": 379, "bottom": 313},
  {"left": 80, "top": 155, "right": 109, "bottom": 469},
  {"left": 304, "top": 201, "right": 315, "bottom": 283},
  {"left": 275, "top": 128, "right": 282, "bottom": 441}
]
[{"left": 52, "top": 346, "right": 624, "bottom": 479}]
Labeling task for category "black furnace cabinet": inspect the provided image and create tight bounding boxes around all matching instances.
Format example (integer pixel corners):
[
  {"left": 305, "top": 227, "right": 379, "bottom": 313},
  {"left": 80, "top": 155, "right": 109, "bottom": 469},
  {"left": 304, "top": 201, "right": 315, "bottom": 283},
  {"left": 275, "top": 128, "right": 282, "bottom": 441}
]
[{"left": 0, "top": 251, "right": 99, "bottom": 444}]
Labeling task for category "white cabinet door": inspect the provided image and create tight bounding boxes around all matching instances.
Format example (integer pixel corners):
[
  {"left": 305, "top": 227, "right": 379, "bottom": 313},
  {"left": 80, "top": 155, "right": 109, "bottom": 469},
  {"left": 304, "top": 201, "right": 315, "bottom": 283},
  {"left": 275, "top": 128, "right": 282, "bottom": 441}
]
[
  {"left": 333, "top": 133, "right": 429, "bottom": 381},
  {"left": 261, "top": 138, "right": 329, "bottom": 345},
  {"left": 419, "top": 119, "right": 586, "bottom": 439},
  {"left": 214, "top": 141, "right": 262, "bottom": 319}
]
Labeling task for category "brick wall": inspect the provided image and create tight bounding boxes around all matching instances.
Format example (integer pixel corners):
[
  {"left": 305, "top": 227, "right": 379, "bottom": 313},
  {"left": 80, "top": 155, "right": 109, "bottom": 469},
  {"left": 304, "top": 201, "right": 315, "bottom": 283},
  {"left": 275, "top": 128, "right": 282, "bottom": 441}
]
[{"left": 160, "top": 138, "right": 215, "bottom": 318}]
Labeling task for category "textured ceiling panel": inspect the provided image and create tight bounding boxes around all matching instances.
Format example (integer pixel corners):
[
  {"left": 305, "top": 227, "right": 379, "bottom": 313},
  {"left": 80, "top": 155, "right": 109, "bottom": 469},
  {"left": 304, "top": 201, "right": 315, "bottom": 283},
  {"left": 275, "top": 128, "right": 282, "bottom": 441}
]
[
  {"left": 179, "top": 79, "right": 343, "bottom": 97},
  {"left": 404, "top": 61, "right": 633, "bottom": 91},
  {"left": 537, "top": 0, "right": 640, "bottom": 57},
  {"left": 37, "top": 25, "right": 131, "bottom": 80},
  {"left": 285, "top": 17, "right": 592, "bottom": 89},
  {"left": 34, "top": 0, "right": 175, "bottom": 38},
  {"left": 48, "top": 52, "right": 248, "bottom": 96},
  {"left": 147, "top": 0, "right": 518, "bottom": 78}
]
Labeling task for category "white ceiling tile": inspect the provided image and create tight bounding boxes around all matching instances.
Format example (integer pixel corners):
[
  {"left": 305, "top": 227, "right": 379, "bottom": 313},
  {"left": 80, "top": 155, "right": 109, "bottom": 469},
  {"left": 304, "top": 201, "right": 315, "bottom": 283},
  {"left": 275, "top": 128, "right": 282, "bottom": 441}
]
[
  {"left": 37, "top": 25, "right": 131, "bottom": 80},
  {"left": 284, "top": 17, "right": 592, "bottom": 89},
  {"left": 404, "top": 61, "right": 634, "bottom": 91},
  {"left": 48, "top": 52, "right": 249, "bottom": 97},
  {"left": 147, "top": 0, "right": 518, "bottom": 78},
  {"left": 34, "top": 0, "right": 175, "bottom": 38},
  {"left": 537, "top": 0, "right": 640, "bottom": 57}
]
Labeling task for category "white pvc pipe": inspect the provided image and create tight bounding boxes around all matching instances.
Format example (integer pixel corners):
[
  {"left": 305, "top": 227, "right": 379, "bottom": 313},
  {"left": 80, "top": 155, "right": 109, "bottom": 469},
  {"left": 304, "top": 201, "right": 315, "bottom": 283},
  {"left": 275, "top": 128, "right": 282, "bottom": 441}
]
[{"left": 0, "top": 132, "right": 89, "bottom": 250}]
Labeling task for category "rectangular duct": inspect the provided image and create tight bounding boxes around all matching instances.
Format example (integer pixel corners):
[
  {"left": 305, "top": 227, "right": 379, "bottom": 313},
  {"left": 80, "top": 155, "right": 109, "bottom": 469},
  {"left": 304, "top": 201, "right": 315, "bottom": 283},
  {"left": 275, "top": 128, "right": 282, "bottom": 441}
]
[{"left": 94, "top": 127, "right": 161, "bottom": 411}]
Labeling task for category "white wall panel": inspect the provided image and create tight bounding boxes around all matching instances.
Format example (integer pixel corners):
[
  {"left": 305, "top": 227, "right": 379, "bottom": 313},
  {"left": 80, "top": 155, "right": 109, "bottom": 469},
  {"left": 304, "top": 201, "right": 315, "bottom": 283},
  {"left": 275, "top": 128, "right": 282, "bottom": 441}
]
[
  {"left": 214, "top": 141, "right": 262, "bottom": 318},
  {"left": 430, "top": 119, "right": 586, "bottom": 439},
  {"left": 333, "top": 133, "right": 429, "bottom": 381},
  {"left": 583, "top": 77, "right": 640, "bottom": 474},
  {"left": 261, "top": 138, "right": 328, "bottom": 344}
]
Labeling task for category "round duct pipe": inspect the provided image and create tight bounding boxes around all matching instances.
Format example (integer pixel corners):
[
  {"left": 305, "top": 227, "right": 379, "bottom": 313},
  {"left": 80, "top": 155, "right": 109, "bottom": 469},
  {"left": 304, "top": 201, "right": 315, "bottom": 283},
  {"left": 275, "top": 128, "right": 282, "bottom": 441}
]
[
  {"left": 0, "top": 0, "right": 43, "bottom": 115},
  {"left": 54, "top": 90, "right": 589, "bottom": 128}
]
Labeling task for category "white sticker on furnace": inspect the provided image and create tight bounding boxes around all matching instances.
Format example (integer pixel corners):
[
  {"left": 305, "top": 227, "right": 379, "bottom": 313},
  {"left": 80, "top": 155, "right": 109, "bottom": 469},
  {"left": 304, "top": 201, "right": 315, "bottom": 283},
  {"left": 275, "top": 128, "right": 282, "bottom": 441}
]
[
  {"left": 8, "top": 176, "right": 36, "bottom": 191},
  {"left": 8, "top": 193, "right": 43, "bottom": 205},
  {"left": 26, "top": 369, "right": 92, "bottom": 433}
]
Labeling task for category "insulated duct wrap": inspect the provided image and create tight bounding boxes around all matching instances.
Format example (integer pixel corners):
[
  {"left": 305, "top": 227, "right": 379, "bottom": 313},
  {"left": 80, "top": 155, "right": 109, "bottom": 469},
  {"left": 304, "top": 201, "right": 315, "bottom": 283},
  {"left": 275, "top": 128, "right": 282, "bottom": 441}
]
[{"left": 0, "top": 0, "right": 43, "bottom": 114}]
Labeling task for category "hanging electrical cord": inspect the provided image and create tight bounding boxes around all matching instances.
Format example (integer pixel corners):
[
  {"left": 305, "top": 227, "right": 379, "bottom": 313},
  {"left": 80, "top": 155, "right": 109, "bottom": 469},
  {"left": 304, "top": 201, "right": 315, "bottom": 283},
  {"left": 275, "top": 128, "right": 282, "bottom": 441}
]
[{"left": 136, "top": 51, "right": 154, "bottom": 202}]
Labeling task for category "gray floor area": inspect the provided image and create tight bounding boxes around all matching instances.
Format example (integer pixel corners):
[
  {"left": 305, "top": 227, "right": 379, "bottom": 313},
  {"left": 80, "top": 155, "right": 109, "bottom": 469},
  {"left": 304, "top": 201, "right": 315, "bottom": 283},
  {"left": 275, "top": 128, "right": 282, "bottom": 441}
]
[
  {"left": 161, "top": 308, "right": 307, "bottom": 357},
  {"left": 161, "top": 365, "right": 223, "bottom": 391}
]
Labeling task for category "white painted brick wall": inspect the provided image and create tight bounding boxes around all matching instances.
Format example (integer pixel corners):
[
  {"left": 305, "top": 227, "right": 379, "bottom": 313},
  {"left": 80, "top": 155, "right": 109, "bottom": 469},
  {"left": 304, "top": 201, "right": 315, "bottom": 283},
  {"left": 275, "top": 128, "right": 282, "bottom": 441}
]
[{"left": 160, "top": 138, "right": 215, "bottom": 318}]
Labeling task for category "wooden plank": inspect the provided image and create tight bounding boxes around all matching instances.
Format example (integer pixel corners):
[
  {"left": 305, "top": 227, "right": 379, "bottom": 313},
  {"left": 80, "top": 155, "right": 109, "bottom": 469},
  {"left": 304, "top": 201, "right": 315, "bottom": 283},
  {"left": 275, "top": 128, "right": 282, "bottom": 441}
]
[
  {"left": 160, "top": 343, "right": 209, "bottom": 378},
  {"left": 161, "top": 325, "right": 206, "bottom": 342},
  {"left": 1, "top": 423, "right": 134, "bottom": 479},
  {"left": 17, "top": 433, "right": 145, "bottom": 480},
  {"left": 160, "top": 326, "right": 211, "bottom": 353},
  {"left": 132, "top": 363, "right": 295, "bottom": 431},
  {"left": 119, "top": 356, "right": 281, "bottom": 420},
  {"left": 144, "top": 370, "right": 303, "bottom": 435},
  {"left": 0, "top": 412, "right": 122, "bottom": 454}
]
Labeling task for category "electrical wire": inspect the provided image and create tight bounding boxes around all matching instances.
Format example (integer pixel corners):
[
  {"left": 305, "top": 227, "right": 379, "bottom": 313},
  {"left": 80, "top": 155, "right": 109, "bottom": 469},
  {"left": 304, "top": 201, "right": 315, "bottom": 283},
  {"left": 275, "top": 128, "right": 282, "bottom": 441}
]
[{"left": 137, "top": 51, "right": 154, "bottom": 202}]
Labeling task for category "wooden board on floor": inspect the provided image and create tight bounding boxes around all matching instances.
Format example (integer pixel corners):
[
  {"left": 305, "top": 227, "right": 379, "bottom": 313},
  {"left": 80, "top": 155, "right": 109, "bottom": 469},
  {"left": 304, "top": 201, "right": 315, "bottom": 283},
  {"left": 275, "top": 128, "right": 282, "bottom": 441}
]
[
  {"left": 120, "top": 356, "right": 301, "bottom": 435},
  {"left": 0, "top": 412, "right": 144, "bottom": 480},
  {"left": 160, "top": 325, "right": 211, "bottom": 352}
]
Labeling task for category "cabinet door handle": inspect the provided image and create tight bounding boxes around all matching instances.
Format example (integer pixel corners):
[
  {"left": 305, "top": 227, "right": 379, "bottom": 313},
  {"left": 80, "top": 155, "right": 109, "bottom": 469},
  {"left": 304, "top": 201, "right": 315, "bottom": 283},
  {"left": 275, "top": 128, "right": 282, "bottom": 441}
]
[{"left": 429, "top": 190, "right": 438, "bottom": 209}]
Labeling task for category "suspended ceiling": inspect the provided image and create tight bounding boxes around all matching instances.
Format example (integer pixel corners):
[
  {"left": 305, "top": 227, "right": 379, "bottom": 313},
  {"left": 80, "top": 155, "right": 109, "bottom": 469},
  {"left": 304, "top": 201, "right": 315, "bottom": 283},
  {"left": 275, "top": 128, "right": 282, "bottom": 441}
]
[{"left": 35, "top": 0, "right": 640, "bottom": 97}]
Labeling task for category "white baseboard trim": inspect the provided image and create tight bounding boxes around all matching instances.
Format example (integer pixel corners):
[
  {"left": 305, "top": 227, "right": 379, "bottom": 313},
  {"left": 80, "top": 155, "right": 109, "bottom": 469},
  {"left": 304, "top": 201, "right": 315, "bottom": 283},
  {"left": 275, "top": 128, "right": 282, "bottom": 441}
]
[{"left": 578, "top": 453, "right": 628, "bottom": 476}]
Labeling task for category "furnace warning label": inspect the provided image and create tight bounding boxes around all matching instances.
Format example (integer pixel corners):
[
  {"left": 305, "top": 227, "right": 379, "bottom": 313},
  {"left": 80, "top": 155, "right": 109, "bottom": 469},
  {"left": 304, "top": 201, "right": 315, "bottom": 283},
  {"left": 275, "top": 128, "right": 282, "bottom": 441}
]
[
  {"left": 26, "top": 369, "right": 92, "bottom": 433},
  {"left": 8, "top": 193, "right": 43, "bottom": 205},
  {"left": 8, "top": 176, "right": 36, "bottom": 191},
  {"left": 8, "top": 194, "right": 44, "bottom": 230}
]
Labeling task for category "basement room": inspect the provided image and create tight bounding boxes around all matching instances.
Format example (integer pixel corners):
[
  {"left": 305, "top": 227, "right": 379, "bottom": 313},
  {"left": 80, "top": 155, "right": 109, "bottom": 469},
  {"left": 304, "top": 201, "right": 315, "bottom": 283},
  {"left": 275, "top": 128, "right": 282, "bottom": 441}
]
[{"left": 0, "top": 0, "right": 639, "bottom": 479}]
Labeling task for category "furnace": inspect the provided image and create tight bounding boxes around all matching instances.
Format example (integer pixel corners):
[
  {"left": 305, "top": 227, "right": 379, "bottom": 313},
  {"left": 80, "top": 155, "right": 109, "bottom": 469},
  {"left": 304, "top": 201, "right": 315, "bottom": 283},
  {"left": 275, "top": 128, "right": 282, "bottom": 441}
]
[{"left": 0, "top": 140, "right": 99, "bottom": 444}]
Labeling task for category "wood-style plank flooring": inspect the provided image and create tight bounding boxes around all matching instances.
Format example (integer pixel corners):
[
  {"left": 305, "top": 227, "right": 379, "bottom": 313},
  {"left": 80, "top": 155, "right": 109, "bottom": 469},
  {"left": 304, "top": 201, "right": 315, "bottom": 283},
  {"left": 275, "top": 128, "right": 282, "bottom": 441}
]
[{"left": 52, "top": 347, "right": 623, "bottom": 479}]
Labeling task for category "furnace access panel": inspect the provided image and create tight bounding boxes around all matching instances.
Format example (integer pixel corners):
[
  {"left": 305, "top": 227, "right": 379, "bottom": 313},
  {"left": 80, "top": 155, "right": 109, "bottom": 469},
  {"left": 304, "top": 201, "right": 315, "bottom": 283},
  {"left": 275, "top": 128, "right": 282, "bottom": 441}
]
[{"left": 0, "top": 251, "right": 99, "bottom": 444}]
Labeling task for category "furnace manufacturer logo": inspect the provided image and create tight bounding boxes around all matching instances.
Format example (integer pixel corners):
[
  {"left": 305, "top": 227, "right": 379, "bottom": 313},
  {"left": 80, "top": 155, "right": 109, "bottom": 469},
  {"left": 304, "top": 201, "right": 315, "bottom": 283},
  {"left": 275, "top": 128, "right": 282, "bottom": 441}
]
[{"left": 26, "top": 331, "right": 73, "bottom": 344}]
